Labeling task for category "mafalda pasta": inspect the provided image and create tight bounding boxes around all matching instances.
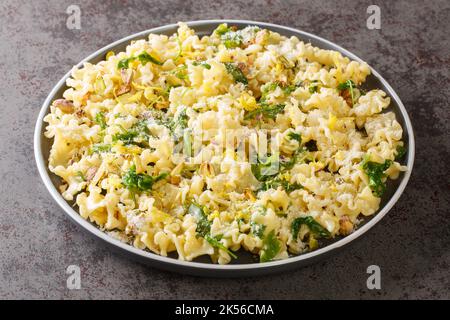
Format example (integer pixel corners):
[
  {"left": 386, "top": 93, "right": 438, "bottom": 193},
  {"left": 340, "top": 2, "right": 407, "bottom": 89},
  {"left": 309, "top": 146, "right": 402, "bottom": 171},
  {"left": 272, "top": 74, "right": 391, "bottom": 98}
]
[{"left": 44, "top": 23, "right": 407, "bottom": 264}]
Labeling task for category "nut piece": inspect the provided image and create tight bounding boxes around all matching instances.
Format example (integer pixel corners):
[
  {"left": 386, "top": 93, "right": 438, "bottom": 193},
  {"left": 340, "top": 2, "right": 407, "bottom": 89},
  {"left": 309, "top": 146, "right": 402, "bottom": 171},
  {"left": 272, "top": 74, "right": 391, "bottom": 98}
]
[
  {"left": 53, "top": 99, "right": 74, "bottom": 113},
  {"left": 339, "top": 216, "right": 353, "bottom": 235},
  {"left": 170, "top": 175, "right": 181, "bottom": 185}
]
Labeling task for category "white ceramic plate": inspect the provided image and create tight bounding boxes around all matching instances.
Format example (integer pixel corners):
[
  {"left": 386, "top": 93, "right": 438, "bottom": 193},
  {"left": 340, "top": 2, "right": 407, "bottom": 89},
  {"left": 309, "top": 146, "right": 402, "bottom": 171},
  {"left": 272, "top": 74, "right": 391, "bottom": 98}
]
[{"left": 34, "top": 20, "right": 415, "bottom": 277}]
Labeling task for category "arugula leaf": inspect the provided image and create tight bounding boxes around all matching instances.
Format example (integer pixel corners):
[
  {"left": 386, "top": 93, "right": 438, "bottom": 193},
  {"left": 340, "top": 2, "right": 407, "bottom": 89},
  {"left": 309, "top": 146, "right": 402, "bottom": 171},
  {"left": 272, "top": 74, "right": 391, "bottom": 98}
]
[
  {"left": 287, "top": 131, "right": 301, "bottom": 143},
  {"left": 94, "top": 112, "right": 107, "bottom": 129},
  {"left": 176, "top": 109, "right": 189, "bottom": 129},
  {"left": 259, "top": 82, "right": 279, "bottom": 103},
  {"left": 251, "top": 222, "right": 266, "bottom": 238},
  {"left": 260, "top": 230, "right": 281, "bottom": 262},
  {"left": 395, "top": 145, "right": 406, "bottom": 161},
  {"left": 259, "top": 82, "right": 298, "bottom": 103},
  {"left": 112, "top": 130, "right": 139, "bottom": 145},
  {"left": 189, "top": 203, "right": 211, "bottom": 236},
  {"left": 117, "top": 52, "right": 163, "bottom": 69},
  {"left": 362, "top": 158, "right": 392, "bottom": 197},
  {"left": 309, "top": 81, "right": 319, "bottom": 93},
  {"left": 283, "top": 84, "right": 297, "bottom": 94},
  {"left": 251, "top": 153, "right": 280, "bottom": 181},
  {"left": 214, "top": 23, "right": 231, "bottom": 36},
  {"left": 122, "top": 165, "right": 168, "bottom": 193},
  {"left": 261, "top": 177, "right": 303, "bottom": 193},
  {"left": 91, "top": 143, "right": 111, "bottom": 154},
  {"left": 244, "top": 103, "right": 285, "bottom": 120},
  {"left": 214, "top": 24, "right": 242, "bottom": 48},
  {"left": 112, "top": 120, "right": 152, "bottom": 147},
  {"left": 117, "top": 57, "right": 135, "bottom": 69},
  {"left": 137, "top": 52, "right": 163, "bottom": 66},
  {"left": 188, "top": 203, "right": 237, "bottom": 258},
  {"left": 224, "top": 62, "right": 248, "bottom": 85},
  {"left": 171, "top": 64, "right": 188, "bottom": 79},
  {"left": 204, "top": 234, "right": 237, "bottom": 259},
  {"left": 222, "top": 32, "right": 243, "bottom": 49},
  {"left": 291, "top": 216, "right": 331, "bottom": 239},
  {"left": 192, "top": 61, "right": 211, "bottom": 69}
]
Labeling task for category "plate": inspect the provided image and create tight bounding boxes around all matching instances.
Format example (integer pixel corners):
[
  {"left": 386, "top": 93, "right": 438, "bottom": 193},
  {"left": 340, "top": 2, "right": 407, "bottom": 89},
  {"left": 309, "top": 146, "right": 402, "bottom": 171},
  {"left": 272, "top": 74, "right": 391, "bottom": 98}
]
[{"left": 34, "top": 20, "right": 415, "bottom": 277}]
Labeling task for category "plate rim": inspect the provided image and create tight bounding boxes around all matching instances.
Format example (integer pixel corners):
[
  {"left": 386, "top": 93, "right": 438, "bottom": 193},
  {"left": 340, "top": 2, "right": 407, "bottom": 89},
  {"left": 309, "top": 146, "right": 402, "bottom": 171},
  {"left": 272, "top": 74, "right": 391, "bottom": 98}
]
[{"left": 34, "top": 19, "right": 415, "bottom": 272}]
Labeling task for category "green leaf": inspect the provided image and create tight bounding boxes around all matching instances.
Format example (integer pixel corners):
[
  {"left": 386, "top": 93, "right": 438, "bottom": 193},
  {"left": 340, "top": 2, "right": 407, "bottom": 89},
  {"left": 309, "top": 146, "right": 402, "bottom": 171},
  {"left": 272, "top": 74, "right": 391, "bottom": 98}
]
[
  {"left": 94, "top": 112, "right": 107, "bottom": 129},
  {"left": 117, "top": 52, "right": 163, "bottom": 69},
  {"left": 214, "top": 23, "right": 230, "bottom": 36},
  {"left": 395, "top": 145, "right": 406, "bottom": 161},
  {"left": 91, "top": 143, "right": 111, "bottom": 153},
  {"left": 112, "top": 130, "right": 139, "bottom": 145},
  {"left": 137, "top": 52, "right": 163, "bottom": 66},
  {"left": 122, "top": 165, "right": 168, "bottom": 193},
  {"left": 188, "top": 203, "right": 237, "bottom": 259},
  {"left": 251, "top": 153, "right": 280, "bottom": 181},
  {"left": 214, "top": 24, "right": 242, "bottom": 48},
  {"left": 362, "top": 158, "right": 392, "bottom": 197},
  {"left": 205, "top": 234, "right": 237, "bottom": 259},
  {"left": 259, "top": 82, "right": 298, "bottom": 103},
  {"left": 224, "top": 62, "right": 248, "bottom": 85},
  {"left": 291, "top": 216, "right": 331, "bottom": 239},
  {"left": 251, "top": 222, "right": 266, "bottom": 238},
  {"left": 222, "top": 32, "right": 243, "bottom": 49},
  {"left": 117, "top": 57, "right": 135, "bottom": 69},
  {"left": 287, "top": 131, "right": 301, "bottom": 143},
  {"left": 189, "top": 203, "right": 211, "bottom": 237},
  {"left": 259, "top": 82, "right": 279, "bottom": 103},
  {"left": 309, "top": 81, "right": 319, "bottom": 93},
  {"left": 260, "top": 177, "right": 303, "bottom": 193},
  {"left": 112, "top": 120, "right": 152, "bottom": 147},
  {"left": 192, "top": 61, "right": 211, "bottom": 69},
  {"left": 260, "top": 230, "right": 281, "bottom": 262},
  {"left": 244, "top": 103, "right": 285, "bottom": 120}
]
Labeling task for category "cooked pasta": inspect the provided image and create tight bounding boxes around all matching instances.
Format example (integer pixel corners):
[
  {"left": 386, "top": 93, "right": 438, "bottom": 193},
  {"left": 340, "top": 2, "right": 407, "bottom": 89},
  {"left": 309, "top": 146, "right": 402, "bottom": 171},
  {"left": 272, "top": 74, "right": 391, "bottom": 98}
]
[{"left": 44, "top": 23, "right": 407, "bottom": 264}]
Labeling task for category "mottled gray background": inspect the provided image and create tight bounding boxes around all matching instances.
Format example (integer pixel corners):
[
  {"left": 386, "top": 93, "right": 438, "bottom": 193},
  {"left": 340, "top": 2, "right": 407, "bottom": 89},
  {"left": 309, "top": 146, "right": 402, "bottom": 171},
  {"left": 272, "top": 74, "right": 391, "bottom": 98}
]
[{"left": 0, "top": 0, "right": 449, "bottom": 299}]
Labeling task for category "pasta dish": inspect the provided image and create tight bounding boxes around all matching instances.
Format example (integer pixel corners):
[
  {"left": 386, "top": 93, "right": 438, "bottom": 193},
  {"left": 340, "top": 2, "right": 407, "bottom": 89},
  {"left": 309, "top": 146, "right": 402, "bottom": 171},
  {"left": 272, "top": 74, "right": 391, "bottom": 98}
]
[{"left": 44, "top": 23, "right": 407, "bottom": 264}]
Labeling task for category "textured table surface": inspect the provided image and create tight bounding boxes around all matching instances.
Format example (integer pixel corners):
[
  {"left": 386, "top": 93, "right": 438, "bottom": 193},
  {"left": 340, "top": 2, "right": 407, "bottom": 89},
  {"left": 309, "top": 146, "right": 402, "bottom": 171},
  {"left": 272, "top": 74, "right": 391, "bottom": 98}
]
[{"left": 0, "top": 0, "right": 449, "bottom": 299}]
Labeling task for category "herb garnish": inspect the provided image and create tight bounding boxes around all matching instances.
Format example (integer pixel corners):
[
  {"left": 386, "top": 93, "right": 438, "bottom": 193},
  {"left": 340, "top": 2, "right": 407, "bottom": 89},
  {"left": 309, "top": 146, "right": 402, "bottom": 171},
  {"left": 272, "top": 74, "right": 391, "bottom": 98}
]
[
  {"left": 192, "top": 61, "right": 211, "bottom": 69},
  {"left": 117, "top": 51, "right": 163, "bottom": 69},
  {"left": 395, "top": 145, "right": 406, "bottom": 161},
  {"left": 361, "top": 156, "right": 392, "bottom": 197},
  {"left": 188, "top": 203, "right": 237, "bottom": 258},
  {"left": 260, "top": 230, "right": 281, "bottom": 262},
  {"left": 91, "top": 143, "right": 111, "bottom": 154},
  {"left": 122, "top": 165, "right": 168, "bottom": 193},
  {"left": 291, "top": 216, "right": 331, "bottom": 239},
  {"left": 244, "top": 103, "right": 285, "bottom": 120},
  {"left": 224, "top": 62, "right": 248, "bottom": 85}
]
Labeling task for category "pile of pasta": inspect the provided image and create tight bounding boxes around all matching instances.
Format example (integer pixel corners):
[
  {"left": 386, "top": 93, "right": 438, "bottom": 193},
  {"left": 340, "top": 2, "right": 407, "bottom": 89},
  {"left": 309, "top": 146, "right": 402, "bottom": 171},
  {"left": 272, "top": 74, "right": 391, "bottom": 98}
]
[{"left": 44, "top": 23, "right": 406, "bottom": 264}]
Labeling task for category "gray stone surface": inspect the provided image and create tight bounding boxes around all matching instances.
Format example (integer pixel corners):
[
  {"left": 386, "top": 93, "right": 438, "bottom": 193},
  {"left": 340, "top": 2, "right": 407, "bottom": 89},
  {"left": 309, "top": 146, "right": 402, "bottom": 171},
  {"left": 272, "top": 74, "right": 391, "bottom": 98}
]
[{"left": 0, "top": 0, "right": 449, "bottom": 299}]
